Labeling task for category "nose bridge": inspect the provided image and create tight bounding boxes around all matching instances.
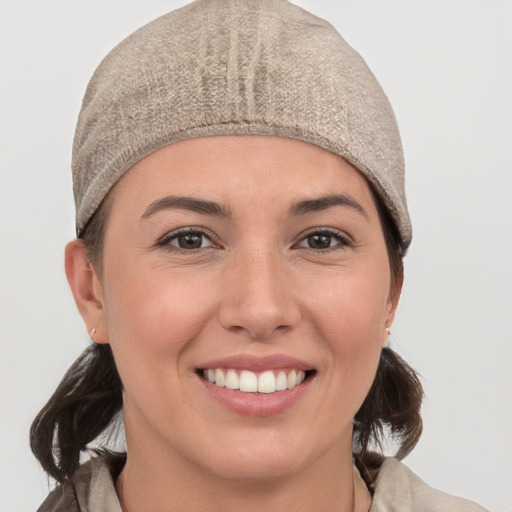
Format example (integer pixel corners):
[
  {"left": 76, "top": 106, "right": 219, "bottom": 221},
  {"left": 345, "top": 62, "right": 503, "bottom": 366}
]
[{"left": 218, "top": 243, "right": 301, "bottom": 339}]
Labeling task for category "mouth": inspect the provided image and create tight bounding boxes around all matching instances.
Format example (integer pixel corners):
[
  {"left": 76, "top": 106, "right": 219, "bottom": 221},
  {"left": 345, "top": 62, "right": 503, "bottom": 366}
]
[
  {"left": 197, "top": 368, "right": 316, "bottom": 394},
  {"left": 195, "top": 354, "right": 316, "bottom": 416}
]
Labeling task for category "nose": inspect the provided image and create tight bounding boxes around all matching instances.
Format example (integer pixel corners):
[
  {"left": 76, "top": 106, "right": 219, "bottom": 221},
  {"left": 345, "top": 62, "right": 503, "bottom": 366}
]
[{"left": 218, "top": 248, "right": 301, "bottom": 340}]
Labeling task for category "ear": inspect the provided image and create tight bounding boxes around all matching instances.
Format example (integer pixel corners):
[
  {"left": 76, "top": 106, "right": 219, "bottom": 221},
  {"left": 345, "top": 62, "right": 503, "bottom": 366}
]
[
  {"left": 382, "top": 271, "right": 404, "bottom": 346},
  {"left": 65, "top": 239, "right": 109, "bottom": 344}
]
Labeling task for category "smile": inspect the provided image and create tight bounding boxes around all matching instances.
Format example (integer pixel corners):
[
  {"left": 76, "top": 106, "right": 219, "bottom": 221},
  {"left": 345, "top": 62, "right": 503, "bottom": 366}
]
[
  {"left": 196, "top": 355, "right": 316, "bottom": 415},
  {"left": 201, "top": 368, "right": 308, "bottom": 394}
]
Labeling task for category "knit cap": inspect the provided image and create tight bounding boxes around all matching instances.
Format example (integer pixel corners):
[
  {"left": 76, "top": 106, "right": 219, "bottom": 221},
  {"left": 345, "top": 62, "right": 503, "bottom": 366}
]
[{"left": 73, "top": 0, "right": 412, "bottom": 249}]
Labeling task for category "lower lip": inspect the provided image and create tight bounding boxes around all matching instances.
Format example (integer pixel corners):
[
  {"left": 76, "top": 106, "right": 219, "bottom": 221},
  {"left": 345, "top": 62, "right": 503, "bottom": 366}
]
[{"left": 198, "top": 375, "right": 313, "bottom": 417}]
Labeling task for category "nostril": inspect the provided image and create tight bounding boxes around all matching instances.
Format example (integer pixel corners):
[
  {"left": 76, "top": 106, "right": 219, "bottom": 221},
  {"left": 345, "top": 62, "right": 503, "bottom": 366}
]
[
  {"left": 217, "top": 267, "right": 302, "bottom": 339},
  {"left": 218, "top": 305, "right": 301, "bottom": 340}
]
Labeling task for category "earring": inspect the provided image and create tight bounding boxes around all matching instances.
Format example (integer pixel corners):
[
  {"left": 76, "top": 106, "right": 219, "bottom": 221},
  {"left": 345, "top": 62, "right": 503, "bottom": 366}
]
[
  {"left": 385, "top": 325, "right": 391, "bottom": 336},
  {"left": 90, "top": 327, "right": 96, "bottom": 337}
]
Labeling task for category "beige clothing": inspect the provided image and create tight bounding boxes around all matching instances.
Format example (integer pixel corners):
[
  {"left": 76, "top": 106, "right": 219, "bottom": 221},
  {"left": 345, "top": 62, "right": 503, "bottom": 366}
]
[{"left": 37, "top": 454, "right": 488, "bottom": 511}]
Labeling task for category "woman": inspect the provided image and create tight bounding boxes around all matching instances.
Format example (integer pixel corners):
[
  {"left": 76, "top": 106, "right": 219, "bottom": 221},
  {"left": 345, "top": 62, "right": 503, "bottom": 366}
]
[{"left": 30, "top": 1, "right": 488, "bottom": 510}]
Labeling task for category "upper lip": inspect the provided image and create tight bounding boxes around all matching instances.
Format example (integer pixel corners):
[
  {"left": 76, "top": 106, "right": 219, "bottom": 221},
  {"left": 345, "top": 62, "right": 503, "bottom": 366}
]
[{"left": 197, "top": 354, "right": 314, "bottom": 372}]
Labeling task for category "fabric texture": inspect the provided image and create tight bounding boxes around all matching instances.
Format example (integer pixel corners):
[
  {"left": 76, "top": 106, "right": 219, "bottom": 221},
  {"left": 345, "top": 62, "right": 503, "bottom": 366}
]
[
  {"left": 73, "top": 0, "right": 412, "bottom": 249},
  {"left": 36, "top": 454, "right": 488, "bottom": 511}
]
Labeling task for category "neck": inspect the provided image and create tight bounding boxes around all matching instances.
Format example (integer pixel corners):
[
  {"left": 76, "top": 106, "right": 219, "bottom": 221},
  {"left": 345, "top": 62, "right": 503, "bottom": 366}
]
[{"left": 116, "top": 429, "right": 371, "bottom": 512}]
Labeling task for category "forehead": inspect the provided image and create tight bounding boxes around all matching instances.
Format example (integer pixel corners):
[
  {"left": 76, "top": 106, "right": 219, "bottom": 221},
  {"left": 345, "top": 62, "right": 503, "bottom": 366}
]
[{"left": 111, "top": 135, "right": 376, "bottom": 212}]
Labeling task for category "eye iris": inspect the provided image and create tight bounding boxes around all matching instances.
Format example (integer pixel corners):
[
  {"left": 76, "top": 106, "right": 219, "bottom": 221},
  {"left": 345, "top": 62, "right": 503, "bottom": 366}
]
[
  {"left": 178, "top": 233, "right": 203, "bottom": 249},
  {"left": 308, "top": 234, "right": 331, "bottom": 249}
]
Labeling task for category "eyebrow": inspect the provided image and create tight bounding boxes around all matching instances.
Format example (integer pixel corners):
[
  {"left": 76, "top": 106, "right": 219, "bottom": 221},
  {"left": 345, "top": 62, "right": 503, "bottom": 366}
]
[
  {"left": 288, "top": 194, "right": 368, "bottom": 218},
  {"left": 141, "top": 196, "right": 232, "bottom": 220},
  {"left": 140, "top": 193, "right": 367, "bottom": 221}
]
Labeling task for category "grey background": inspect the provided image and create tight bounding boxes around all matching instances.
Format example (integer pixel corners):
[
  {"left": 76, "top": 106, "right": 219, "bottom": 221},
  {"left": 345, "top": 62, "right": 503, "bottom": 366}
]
[{"left": 1, "top": 1, "right": 511, "bottom": 510}]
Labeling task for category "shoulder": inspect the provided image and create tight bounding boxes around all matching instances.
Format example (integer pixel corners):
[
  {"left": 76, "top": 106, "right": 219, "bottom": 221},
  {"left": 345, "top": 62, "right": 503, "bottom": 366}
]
[
  {"left": 370, "top": 457, "right": 488, "bottom": 512},
  {"left": 36, "top": 453, "right": 125, "bottom": 512}
]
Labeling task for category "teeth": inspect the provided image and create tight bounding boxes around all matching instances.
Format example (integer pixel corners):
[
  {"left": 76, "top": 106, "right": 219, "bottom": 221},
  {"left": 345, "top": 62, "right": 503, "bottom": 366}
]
[
  {"left": 240, "top": 370, "right": 258, "bottom": 392},
  {"left": 225, "top": 369, "right": 239, "bottom": 390},
  {"left": 215, "top": 369, "right": 225, "bottom": 387},
  {"left": 287, "top": 370, "right": 297, "bottom": 388},
  {"left": 257, "top": 370, "right": 276, "bottom": 393},
  {"left": 275, "top": 371, "right": 288, "bottom": 391},
  {"left": 203, "top": 368, "right": 309, "bottom": 393}
]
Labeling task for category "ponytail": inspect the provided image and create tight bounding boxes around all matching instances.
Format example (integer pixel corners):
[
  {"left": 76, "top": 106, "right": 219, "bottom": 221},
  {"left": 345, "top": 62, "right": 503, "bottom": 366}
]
[
  {"left": 30, "top": 343, "right": 122, "bottom": 483},
  {"left": 353, "top": 347, "right": 424, "bottom": 490}
]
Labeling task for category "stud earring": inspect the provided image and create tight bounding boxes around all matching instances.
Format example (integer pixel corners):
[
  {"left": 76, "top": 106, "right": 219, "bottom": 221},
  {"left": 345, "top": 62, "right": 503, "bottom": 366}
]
[
  {"left": 385, "top": 325, "right": 391, "bottom": 336},
  {"left": 90, "top": 327, "right": 96, "bottom": 337}
]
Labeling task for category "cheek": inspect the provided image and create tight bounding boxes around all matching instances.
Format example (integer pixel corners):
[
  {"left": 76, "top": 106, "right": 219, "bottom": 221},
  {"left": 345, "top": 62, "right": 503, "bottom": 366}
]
[
  {"left": 309, "top": 262, "right": 390, "bottom": 343},
  {"left": 101, "top": 260, "right": 218, "bottom": 386},
  {"left": 306, "top": 262, "right": 390, "bottom": 394}
]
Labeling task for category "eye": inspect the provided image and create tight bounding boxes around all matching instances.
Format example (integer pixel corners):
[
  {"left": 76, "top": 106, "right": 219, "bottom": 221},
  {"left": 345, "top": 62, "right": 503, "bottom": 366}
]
[
  {"left": 297, "top": 229, "right": 350, "bottom": 250},
  {"left": 158, "top": 228, "right": 216, "bottom": 252}
]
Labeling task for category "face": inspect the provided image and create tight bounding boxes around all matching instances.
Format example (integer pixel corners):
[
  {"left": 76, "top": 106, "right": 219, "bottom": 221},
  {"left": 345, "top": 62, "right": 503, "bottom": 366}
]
[{"left": 85, "top": 136, "right": 397, "bottom": 483}]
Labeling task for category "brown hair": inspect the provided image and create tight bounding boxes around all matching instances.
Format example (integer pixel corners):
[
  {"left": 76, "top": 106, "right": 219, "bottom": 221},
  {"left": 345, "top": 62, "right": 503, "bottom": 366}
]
[
  {"left": 353, "top": 196, "right": 423, "bottom": 489},
  {"left": 30, "top": 196, "right": 121, "bottom": 483},
  {"left": 30, "top": 189, "right": 422, "bottom": 487}
]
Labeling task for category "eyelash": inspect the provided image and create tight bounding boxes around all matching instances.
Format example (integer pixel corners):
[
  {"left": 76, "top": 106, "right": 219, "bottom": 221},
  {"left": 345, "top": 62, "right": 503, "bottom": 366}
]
[
  {"left": 295, "top": 228, "right": 352, "bottom": 252},
  {"left": 155, "top": 227, "right": 352, "bottom": 253},
  {"left": 156, "top": 227, "right": 219, "bottom": 253}
]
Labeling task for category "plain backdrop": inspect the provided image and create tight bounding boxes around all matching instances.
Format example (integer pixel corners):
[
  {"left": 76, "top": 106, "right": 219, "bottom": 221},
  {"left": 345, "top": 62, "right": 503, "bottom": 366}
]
[{"left": 1, "top": 1, "right": 511, "bottom": 511}]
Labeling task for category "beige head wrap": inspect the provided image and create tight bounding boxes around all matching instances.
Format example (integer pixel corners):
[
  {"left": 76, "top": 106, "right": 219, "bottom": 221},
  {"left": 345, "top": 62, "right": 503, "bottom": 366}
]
[{"left": 73, "top": 0, "right": 412, "bottom": 249}]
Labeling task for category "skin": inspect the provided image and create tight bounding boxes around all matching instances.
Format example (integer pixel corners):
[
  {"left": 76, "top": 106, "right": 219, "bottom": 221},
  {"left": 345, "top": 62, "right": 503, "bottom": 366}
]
[{"left": 66, "top": 135, "right": 400, "bottom": 512}]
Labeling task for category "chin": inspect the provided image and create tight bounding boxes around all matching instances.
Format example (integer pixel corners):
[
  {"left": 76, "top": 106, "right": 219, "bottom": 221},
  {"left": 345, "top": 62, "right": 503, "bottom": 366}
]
[
  {"left": 205, "top": 450, "right": 305, "bottom": 483},
  {"left": 191, "top": 428, "right": 315, "bottom": 483}
]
